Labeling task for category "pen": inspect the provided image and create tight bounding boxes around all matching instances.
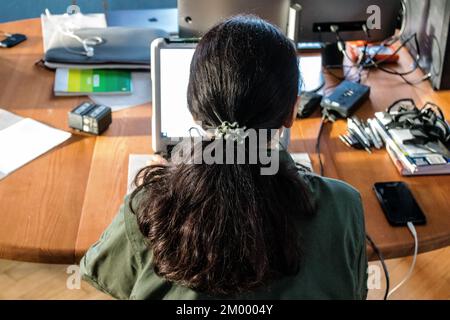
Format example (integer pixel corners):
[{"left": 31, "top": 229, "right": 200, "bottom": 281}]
[
  {"left": 339, "top": 134, "right": 352, "bottom": 148},
  {"left": 351, "top": 117, "right": 372, "bottom": 146},
  {"left": 348, "top": 128, "right": 372, "bottom": 154},
  {"left": 344, "top": 134, "right": 359, "bottom": 147},
  {"left": 367, "top": 118, "right": 384, "bottom": 147},
  {"left": 348, "top": 118, "right": 371, "bottom": 150},
  {"left": 363, "top": 122, "right": 381, "bottom": 149},
  {"left": 342, "top": 134, "right": 355, "bottom": 146}
]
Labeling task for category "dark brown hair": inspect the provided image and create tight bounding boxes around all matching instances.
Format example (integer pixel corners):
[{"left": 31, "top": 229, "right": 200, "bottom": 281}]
[{"left": 131, "top": 15, "right": 314, "bottom": 296}]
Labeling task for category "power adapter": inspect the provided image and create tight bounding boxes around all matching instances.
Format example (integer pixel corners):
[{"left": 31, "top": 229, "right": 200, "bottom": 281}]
[{"left": 321, "top": 80, "right": 370, "bottom": 119}]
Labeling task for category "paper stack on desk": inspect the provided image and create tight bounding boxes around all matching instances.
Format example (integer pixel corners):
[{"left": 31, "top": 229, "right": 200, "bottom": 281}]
[
  {"left": 0, "top": 109, "right": 71, "bottom": 180},
  {"left": 372, "top": 112, "right": 450, "bottom": 176}
]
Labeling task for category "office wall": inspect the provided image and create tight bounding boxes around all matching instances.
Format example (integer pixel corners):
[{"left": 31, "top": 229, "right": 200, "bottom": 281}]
[{"left": 1, "top": 0, "right": 177, "bottom": 23}]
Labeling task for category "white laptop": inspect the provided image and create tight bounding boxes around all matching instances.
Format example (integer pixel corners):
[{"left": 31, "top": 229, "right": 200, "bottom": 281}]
[{"left": 150, "top": 37, "right": 290, "bottom": 154}]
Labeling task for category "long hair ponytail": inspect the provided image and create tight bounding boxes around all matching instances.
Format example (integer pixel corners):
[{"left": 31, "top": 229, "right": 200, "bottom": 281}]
[{"left": 130, "top": 16, "right": 314, "bottom": 296}]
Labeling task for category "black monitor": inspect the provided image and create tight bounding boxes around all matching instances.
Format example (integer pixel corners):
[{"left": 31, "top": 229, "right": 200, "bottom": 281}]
[
  {"left": 177, "top": 0, "right": 403, "bottom": 91},
  {"left": 292, "top": 0, "right": 402, "bottom": 43},
  {"left": 178, "top": 0, "right": 293, "bottom": 38},
  {"left": 178, "top": 0, "right": 402, "bottom": 42}
]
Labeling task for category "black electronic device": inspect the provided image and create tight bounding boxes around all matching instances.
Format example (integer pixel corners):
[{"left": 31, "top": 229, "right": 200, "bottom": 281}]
[
  {"left": 321, "top": 80, "right": 370, "bottom": 118},
  {"left": 68, "top": 102, "right": 112, "bottom": 135},
  {"left": 402, "top": 0, "right": 450, "bottom": 90},
  {"left": 297, "top": 92, "right": 322, "bottom": 118},
  {"left": 373, "top": 181, "right": 427, "bottom": 226},
  {"left": 0, "top": 33, "right": 27, "bottom": 48}
]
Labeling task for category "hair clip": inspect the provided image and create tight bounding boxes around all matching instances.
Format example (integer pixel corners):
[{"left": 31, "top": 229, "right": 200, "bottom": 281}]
[{"left": 215, "top": 121, "right": 248, "bottom": 143}]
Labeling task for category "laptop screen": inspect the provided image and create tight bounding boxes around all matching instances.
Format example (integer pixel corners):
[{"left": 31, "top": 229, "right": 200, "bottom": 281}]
[{"left": 159, "top": 48, "right": 198, "bottom": 138}]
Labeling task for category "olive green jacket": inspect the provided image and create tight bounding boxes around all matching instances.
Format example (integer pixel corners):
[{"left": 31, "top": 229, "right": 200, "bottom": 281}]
[{"left": 80, "top": 154, "right": 368, "bottom": 300}]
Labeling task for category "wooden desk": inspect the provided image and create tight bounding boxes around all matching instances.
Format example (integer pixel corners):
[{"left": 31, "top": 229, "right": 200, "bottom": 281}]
[{"left": 0, "top": 19, "right": 449, "bottom": 264}]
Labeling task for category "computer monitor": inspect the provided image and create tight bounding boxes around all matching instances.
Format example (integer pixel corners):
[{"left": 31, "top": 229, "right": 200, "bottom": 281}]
[
  {"left": 178, "top": 0, "right": 292, "bottom": 38},
  {"left": 151, "top": 38, "right": 291, "bottom": 153},
  {"left": 178, "top": 0, "right": 401, "bottom": 42},
  {"left": 292, "top": 0, "right": 402, "bottom": 43},
  {"left": 177, "top": 0, "right": 402, "bottom": 83}
]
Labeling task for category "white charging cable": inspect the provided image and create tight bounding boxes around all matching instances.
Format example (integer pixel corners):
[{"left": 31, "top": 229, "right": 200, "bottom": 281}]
[
  {"left": 1, "top": 30, "right": 12, "bottom": 37},
  {"left": 44, "top": 9, "right": 103, "bottom": 57},
  {"left": 387, "top": 221, "right": 418, "bottom": 298}
]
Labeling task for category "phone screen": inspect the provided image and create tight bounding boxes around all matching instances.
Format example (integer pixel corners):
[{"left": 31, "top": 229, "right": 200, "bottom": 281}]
[{"left": 373, "top": 182, "right": 426, "bottom": 226}]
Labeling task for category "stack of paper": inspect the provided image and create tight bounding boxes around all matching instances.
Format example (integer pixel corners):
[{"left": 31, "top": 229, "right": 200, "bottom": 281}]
[
  {"left": 372, "top": 112, "right": 450, "bottom": 176},
  {"left": 0, "top": 109, "right": 71, "bottom": 180}
]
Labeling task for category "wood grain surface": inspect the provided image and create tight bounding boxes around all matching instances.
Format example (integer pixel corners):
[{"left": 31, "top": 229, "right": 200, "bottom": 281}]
[{"left": 0, "top": 19, "right": 449, "bottom": 264}]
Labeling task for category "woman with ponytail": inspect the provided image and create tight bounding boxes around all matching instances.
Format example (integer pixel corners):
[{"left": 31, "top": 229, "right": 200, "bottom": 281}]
[{"left": 81, "top": 15, "right": 368, "bottom": 300}]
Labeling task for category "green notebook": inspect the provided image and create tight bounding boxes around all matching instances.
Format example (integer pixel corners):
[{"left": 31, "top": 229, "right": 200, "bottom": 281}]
[{"left": 54, "top": 68, "right": 132, "bottom": 96}]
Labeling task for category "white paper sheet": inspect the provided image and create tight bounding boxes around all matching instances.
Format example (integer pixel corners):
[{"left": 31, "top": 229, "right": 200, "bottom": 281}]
[
  {"left": 89, "top": 72, "right": 152, "bottom": 112},
  {"left": 290, "top": 153, "right": 314, "bottom": 172},
  {"left": 0, "top": 118, "right": 71, "bottom": 179},
  {"left": 127, "top": 154, "right": 160, "bottom": 193}
]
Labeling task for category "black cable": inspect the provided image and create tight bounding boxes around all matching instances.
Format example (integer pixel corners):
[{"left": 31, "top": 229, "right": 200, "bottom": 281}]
[
  {"left": 323, "top": 64, "right": 354, "bottom": 81},
  {"left": 333, "top": 28, "right": 357, "bottom": 64},
  {"left": 366, "top": 233, "right": 390, "bottom": 300},
  {"left": 330, "top": 26, "right": 367, "bottom": 84},
  {"left": 323, "top": 66, "right": 346, "bottom": 81},
  {"left": 376, "top": 63, "right": 418, "bottom": 76},
  {"left": 365, "top": 33, "right": 431, "bottom": 85},
  {"left": 315, "top": 116, "right": 326, "bottom": 176},
  {"left": 377, "top": 65, "right": 430, "bottom": 85},
  {"left": 368, "top": 33, "right": 417, "bottom": 68}
]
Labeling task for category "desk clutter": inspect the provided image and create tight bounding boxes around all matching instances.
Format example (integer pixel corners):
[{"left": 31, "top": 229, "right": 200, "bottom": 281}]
[
  {"left": 40, "top": 10, "right": 156, "bottom": 113},
  {"left": 41, "top": 9, "right": 167, "bottom": 69},
  {"left": 339, "top": 99, "right": 450, "bottom": 176},
  {"left": 2, "top": 6, "right": 450, "bottom": 180}
]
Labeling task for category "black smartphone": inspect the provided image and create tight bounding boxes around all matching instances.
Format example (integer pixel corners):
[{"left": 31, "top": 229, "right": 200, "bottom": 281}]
[
  {"left": 0, "top": 34, "right": 27, "bottom": 48},
  {"left": 373, "top": 181, "right": 426, "bottom": 226}
]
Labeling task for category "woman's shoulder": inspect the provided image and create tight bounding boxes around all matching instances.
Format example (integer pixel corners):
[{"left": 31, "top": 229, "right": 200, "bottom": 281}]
[
  {"left": 299, "top": 173, "right": 365, "bottom": 234},
  {"left": 302, "top": 173, "right": 363, "bottom": 211},
  {"left": 79, "top": 194, "right": 146, "bottom": 299},
  {"left": 302, "top": 173, "right": 361, "bottom": 201}
]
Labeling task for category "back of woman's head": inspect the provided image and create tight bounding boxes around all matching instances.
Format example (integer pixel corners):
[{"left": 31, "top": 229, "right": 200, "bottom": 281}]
[
  {"left": 131, "top": 15, "right": 314, "bottom": 296},
  {"left": 188, "top": 15, "right": 299, "bottom": 130}
]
